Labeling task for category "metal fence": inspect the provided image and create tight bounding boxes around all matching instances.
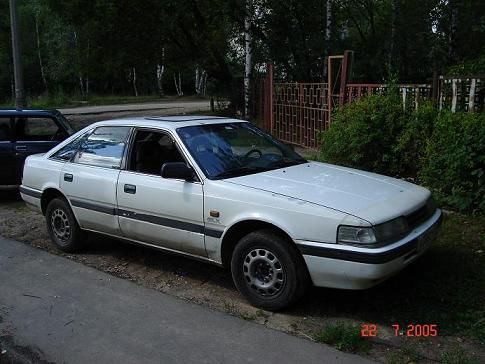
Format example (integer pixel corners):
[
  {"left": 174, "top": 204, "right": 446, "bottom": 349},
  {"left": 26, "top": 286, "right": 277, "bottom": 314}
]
[{"left": 253, "top": 58, "right": 483, "bottom": 148}]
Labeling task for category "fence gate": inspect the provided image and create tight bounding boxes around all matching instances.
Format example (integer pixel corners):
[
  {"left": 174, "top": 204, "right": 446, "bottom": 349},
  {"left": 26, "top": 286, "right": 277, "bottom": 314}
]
[{"left": 256, "top": 52, "right": 351, "bottom": 149}]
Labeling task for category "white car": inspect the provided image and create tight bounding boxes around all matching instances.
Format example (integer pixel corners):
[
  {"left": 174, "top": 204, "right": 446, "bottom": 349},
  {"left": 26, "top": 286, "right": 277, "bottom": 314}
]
[{"left": 20, "top": 116, "right": 442, "bottom": 310}]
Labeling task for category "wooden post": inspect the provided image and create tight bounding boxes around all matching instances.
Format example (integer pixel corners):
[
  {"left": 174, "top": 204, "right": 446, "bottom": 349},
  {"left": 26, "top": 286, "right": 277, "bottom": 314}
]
[
  {"left": 468, "top": 78, "right": 476, "bottom": 112},
  {"left": 267, "top": 63, "right": 274, "bottom": 132},
  {"left": 339, "top": 50, "right": 352, "bottom": 107},
  {"left": 327, "top": 56, "right": 332, "bottom": 123},
  {"left": 451, "top": 79, "right": 457, "bottom": 112}
]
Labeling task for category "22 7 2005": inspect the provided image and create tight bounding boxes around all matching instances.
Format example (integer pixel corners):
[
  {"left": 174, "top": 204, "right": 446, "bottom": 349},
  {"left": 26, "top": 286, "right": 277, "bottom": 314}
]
[{"left": 360, "top": 324, "right": 439, "bottom": 337}]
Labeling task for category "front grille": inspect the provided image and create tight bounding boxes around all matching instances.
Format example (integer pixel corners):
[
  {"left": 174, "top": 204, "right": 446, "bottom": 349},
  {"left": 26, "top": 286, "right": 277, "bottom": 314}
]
[{"left": 405, "top": 200, "right": 435, "bottom": 230}]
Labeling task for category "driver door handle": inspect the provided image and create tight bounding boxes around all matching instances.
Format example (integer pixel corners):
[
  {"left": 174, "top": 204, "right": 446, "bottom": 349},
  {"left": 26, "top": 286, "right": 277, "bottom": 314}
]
[{"left": 15, "top": 145, "right": 27, "bottom": 152}]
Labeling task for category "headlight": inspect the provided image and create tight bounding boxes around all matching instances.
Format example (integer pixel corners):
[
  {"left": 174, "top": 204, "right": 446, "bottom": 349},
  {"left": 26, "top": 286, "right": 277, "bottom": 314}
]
[
  {"left": 374, "top": 217, "right": 409, "bottom": 243},
  {"left": 338, "top": 217, "right": 409, "bottom": 246},
  {"left": 337, "top": 226, "right": 377, "bottom": 245}
]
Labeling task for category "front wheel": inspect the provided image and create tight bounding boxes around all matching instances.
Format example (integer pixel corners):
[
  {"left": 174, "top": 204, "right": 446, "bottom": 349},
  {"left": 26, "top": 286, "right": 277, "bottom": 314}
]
[
  {"left": 45, "top": 198, "right": 85, "bottom": 252},
  {"left": 231, "top": 229, "right": 309, "bottom": 311}
]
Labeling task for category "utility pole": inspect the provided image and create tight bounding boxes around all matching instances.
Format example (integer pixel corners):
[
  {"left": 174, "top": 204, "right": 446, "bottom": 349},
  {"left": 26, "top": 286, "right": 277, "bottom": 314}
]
[{"left": 9, "top": 0, "right": 26, "bottom": 109}]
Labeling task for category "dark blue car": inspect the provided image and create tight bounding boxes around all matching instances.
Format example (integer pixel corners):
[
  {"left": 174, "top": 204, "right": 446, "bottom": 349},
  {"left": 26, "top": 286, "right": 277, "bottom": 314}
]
[{"left": 0, "top": 109, "right": 75, "bottom": 188}]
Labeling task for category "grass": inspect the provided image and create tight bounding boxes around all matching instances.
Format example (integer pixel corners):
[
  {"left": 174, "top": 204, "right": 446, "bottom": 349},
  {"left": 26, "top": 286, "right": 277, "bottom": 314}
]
[
  {"left": 441, "top": 346, "right": 479, "bottom": 364},
  {"left": 314, "top": 322, "right": 370, "bottom": 353},
  {"left": 385, "top": 345, "right": 422, "bottom": 364}
]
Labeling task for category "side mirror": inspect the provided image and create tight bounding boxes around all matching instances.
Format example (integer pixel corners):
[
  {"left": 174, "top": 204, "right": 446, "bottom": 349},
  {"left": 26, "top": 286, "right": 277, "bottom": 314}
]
[{"left": 161, "top": 162, "right": 194, "bottom": 181}]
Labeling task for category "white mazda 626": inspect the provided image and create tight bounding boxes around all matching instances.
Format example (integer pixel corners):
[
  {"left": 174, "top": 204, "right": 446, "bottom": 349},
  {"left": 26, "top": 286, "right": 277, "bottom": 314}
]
[{"left": 20, "top": 116, "right": 442, "bottom": 310}]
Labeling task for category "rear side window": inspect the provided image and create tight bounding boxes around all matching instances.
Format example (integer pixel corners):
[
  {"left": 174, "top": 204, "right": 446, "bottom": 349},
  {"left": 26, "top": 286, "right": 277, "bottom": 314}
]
[
  {"left": 15, "top": 117, "right": 60, "bottom": 140},
  {"left": 0, "top": 117, "right": 11, "bottom": 141},
  {"left": 74, "top": 126, "right": 131, "bottom": 169}
]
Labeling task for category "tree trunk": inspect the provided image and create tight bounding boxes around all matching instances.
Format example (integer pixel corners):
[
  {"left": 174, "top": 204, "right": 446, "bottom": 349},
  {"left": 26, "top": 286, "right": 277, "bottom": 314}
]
[
  {"left": 34, "top": 14, "right": 48, "bottom": 95},
  {"left": 174, "top": 72, "right": 183, "bottom": 96},
  {"left": 448, "top": 0, "right": 458, "bottom": 63},
  {"left": 244, "top": 0, "right": 252, "bottom": 117},
  {"left": 323, "top": 0, "right": 332, "bottom": 79},
  {"left": 156, "top": 48, "right": 165, "bottom": 97},
  {"left": 132, "top": 67, "right": 138, "bottom": 97},
  {"left": 388, "top": 0, "right": 397, "bottom": 72},
  {"left": 79, "top": 73, "right": 85, "bottom": 99}
]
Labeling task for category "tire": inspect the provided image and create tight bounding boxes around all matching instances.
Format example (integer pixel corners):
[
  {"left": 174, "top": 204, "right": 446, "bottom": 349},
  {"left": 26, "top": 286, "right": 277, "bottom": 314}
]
[
  {"left": 231, "top": 229, "right": 309, "bottom": 311},
  {"left": 45, "top": 197, "right": 85, "bottom": 253}
]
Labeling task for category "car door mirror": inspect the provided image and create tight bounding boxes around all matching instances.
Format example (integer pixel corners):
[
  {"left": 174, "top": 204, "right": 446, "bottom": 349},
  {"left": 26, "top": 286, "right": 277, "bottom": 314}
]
[{"left": 161, "top": 162, "right": 194, "bottom": 181}]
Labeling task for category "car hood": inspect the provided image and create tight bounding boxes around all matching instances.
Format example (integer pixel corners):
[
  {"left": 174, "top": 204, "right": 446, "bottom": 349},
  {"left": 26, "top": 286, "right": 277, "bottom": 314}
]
[{"left": 226, "top": 161, "right": 430, "bottom": 224}]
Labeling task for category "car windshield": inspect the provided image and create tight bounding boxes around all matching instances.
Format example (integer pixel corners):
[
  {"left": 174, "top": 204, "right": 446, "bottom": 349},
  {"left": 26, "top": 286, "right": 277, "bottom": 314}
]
[{"left": 177, "top": 122, "right": 307, "bottom": 179}]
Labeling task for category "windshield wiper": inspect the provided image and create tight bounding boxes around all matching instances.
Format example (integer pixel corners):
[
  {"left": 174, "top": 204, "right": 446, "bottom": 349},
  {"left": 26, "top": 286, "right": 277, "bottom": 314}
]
[
  {"left": 213, "top": 166, "right": 267, "bottom": 179},
  {"left": 269, "top": 159, "right": 306, "bottom": 169}
]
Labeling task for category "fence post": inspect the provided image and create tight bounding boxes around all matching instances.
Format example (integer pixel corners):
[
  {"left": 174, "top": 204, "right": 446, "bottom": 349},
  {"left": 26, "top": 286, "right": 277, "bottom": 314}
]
[
  {"left": 267, "top": 63, "right": 274, "bottom": 132},
  {"left": 469, "top": 78, "right": 476, "bottom": 112},
  {"left": 338, "top": 50, "right": 352, "bottom": 107}
]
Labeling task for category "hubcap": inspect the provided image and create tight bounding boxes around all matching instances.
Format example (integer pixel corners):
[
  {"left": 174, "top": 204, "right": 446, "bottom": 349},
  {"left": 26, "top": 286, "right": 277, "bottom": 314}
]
[
  {"left": 50, "top": 208, "right": 71, "bottom": 243},
  {"left": 243, "top": 248, "right": 285, "bottom": 296}
]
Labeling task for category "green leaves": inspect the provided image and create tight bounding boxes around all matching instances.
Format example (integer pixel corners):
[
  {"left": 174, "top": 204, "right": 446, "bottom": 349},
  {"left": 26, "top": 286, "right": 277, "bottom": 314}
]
[{"left": 319, "top": 95, "right": 485, "bottom": 214}]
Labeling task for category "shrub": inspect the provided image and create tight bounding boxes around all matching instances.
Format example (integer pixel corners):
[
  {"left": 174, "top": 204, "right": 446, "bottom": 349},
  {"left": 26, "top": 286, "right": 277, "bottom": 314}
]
[
  {"left": 319, "top": 94, "right": 408, "bottom": 176},
  {"left": 420, "top": 111, "right": 485, "bottom": 213}
]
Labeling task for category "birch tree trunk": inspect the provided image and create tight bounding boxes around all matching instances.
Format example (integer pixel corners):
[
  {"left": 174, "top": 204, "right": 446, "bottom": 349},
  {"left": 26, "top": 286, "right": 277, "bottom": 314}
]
[
  {"left": 244, "top": 0, "right": 252, "bottom": 117},
  {"left": 34, "top": 15, "right": 48, "bottom": 94},
  {"left": 195, "top": 67, "right": 207, "bottom": 96},
  {"left": 323, "top": 0, "right": 332, "bottom": 79},
  {"left": 156, "top": 48, "right": 165, "bottom": 97},
  {"left": 448, "top": 0, "right": 458, "bottom": 63},
  {"left": 174, "top": 72, "right": 183, "bottom": 96},
  {"left": 132, "top": 67, "right": 138, "bottom": 97},
  {"left": 388, "top": 0, "right": 397, "bottom": 71}
]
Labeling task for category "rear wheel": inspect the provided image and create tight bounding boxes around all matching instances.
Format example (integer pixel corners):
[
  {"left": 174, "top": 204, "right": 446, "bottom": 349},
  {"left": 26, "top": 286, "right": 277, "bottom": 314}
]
[
  {"left": 231, "top": 229, "right": 309, "bottom": 311},
  {"left": 45, "top": 198, "right": 85, "bottom": 252}
]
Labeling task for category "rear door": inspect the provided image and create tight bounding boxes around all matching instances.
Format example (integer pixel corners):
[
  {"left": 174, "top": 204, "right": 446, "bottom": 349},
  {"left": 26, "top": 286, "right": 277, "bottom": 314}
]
[
  {"left": 0, "top": 116, "right": 15, "bottom": 185},
  {"left": 60, "top": 126, "right": 131, "bottom": 235},
  {"left": 13, "top": 116, "right": 68, "bottom": 184}
]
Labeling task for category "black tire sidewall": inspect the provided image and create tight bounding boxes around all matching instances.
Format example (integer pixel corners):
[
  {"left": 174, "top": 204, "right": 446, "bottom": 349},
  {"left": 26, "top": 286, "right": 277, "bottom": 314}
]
[
  {"left": 45, "top": 198, "right": 83, "bottom": 252},
  {"left": 231, "top": 230, "right": 308, "bottom": 310}
]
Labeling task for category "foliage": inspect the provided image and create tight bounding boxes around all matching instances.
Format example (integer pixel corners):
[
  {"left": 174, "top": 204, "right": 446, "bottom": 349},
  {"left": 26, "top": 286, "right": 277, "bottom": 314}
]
[
  {"left": 314, "top": 322, "right": 369, "bottom": 353},
  {"left": 320, "top": 95, "right": 485, "bottom": 214},
  {"left": 1, "top": 0, "right": 485, "bottom": 105},
  {"left": 420, "top": 111, "right": 485, "bottom": 214},
  {"left": 319, "top": 94, "right": 409, "bottom": 176}
]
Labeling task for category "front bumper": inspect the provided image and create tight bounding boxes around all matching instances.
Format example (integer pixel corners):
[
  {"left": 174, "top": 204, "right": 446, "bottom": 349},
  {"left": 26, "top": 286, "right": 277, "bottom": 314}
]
[{"left": 296, "top": 209, "right": 443, "bottom": 289}]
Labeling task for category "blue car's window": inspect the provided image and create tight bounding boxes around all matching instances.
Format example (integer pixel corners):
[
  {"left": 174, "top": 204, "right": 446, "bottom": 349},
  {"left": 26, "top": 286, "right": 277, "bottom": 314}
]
[
  {"left": 177, "top": 122, "right": 306, "bottom": 179},
  {"left": 74, "top": 126, "right": 131, "bottom": 169},
  {"left": 0, "top": 118, "right": 11, "bottom": 141}
]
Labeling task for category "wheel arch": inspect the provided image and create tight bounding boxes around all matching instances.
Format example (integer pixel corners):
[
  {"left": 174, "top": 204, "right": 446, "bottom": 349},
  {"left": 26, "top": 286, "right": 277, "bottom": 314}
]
[
  {"left": 220, "top": 219, "right": 298, "bottom": 268},
  {"left": 40, "top": 188, "right": 69, "bottom": 215}
]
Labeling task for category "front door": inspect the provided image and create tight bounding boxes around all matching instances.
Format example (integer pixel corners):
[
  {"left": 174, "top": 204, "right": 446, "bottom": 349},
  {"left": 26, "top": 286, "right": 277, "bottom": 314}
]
[
  {"left": 0, "top": 117, "right": 15, "bottom": 185},
  {"left": 116, "top": 129, "right": 206, "bottom": 256}
]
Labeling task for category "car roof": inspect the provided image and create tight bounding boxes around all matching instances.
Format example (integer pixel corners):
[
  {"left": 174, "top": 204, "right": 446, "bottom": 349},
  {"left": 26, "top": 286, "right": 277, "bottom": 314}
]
[
  {"left": 91, "top": 115, "right": 247, "bottom": 131},
  {"left": 0, "top": 108, "right": 61, "bottom": 117}
]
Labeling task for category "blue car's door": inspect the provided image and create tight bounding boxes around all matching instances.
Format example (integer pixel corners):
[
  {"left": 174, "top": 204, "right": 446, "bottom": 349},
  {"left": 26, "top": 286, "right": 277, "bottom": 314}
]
[
  {"left": 0, "top": 116, "right": 15, "bottom": 185},
  {"left": 13, "top": 116, "right": 68, "bottom": 184}
]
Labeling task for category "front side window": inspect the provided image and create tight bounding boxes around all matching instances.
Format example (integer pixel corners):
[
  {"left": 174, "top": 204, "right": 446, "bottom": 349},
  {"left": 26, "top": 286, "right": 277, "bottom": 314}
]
[
  {"left": 128, "top": 129, "right": 185, "bottom": 175},
  {"left": 177, "top": 122, "right": 306, "bottom": 179},
  {"left": 74, "top": 126, "right": 131, "bottom": 168}
]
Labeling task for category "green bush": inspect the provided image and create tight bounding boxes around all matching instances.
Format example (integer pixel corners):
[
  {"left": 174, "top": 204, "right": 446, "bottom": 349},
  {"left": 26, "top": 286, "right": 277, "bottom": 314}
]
[
  {"left": 319, "top": 95, "right": 485, "bottom": 214},
  {"left": 420, "top": 111, "right": 485, "bottom": 214},
  {"left": 319, "top": 94, "right": 408, "bottom": 176}
]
